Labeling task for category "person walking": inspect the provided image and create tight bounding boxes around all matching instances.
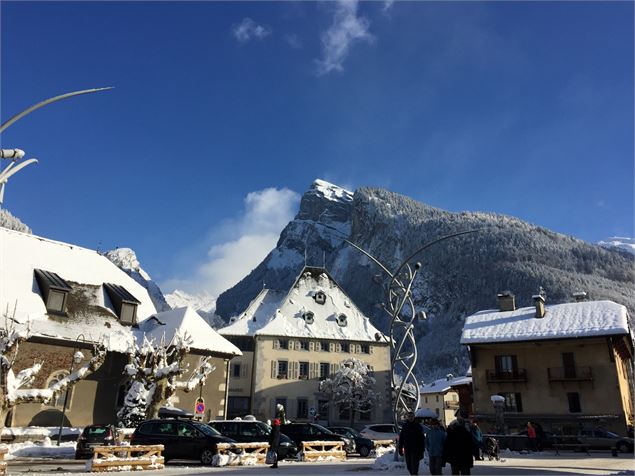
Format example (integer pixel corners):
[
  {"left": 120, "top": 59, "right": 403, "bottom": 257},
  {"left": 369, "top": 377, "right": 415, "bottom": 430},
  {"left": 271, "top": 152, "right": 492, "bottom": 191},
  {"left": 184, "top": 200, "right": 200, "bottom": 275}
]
[
  {"left": 424, "top": 418, "right": 446, "bottom": 475},
  {"left": 470, "top": 421, "right": 483, "bottom": 460},
  {"left": 268, "top": 403, "right": 286, "bottom": 468},
  {"left": 399, "top": 411, "right": 426, "bottom": 475},
  {"left": 444, "top": 410, "right": 475, "bottom": 475},
  {"left": 526, "top": 422, "right": 537, "bottom": 452}
]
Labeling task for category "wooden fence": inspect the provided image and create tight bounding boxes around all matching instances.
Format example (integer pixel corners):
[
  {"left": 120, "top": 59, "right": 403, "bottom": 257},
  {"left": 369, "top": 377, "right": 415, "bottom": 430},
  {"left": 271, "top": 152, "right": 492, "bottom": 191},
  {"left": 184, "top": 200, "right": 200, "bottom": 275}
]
[
  {"left": 215, "top": 442, "right": 270, "bottom": 465},
  {"left": 301, "top": 441, "right": 346, "bottom": 462},
  {"left": 89, "top": 445, "right": 164, "bottom": 472}
]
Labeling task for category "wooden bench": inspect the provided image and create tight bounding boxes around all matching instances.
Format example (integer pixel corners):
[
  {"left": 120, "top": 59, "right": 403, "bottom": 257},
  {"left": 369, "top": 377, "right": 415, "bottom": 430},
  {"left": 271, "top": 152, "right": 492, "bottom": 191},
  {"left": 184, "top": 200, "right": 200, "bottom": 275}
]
[
  {"left": 89, "top": 445, "right": 164, "bottom": 472},
  {"left": 301, "top": 441, "right": 346, "bottom": 462},
  {"left": 0, "top": 446, "right": 7, "bottom": 476},
  {"left": 216, "top": 442, "right": 270, "bottom": 465}
]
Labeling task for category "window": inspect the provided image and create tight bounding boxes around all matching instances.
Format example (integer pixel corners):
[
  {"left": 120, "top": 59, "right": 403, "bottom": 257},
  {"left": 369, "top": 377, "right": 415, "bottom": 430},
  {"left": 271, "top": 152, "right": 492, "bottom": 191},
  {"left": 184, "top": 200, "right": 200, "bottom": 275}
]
[
  {"left": 314, "top": 291, "right": 326, "bottom": 305},
  {"left": 303, "top": 312, "right": 314, "bottom": 324},
  {"left": 299, "top": 362, "right": 309, "bottom": 379},
  {"left": 232, "top": 363, "right": 241, "bottom": 378},
  {"left": 495, "top": 355, "right": 518, "bottom": 374},
  {"left": 567, "top": 392, "right": 581, "bottom": 413},
  {"left": 279, "top": 339, "right": 289, "bottom": 350},
  {"left": 319, "top": 363, "right": 330, "bottom": 380},
  {"left": 104, "top": 283, "right": 140, "bottom": 325},
  {"left": 300, "top": 340, "right": 309, "bottom": 351},
  {"left": 318, "top": 400, "right": 329, "bottom": 419},
  {"left": 156, "top": 422, "right": 176, "bottom": 435},
  {"left": 425, "top": 396, "right": 428, "bottom": 404},
  {"left": 562, "top": 353, "right": 576, "bottom": 378},
  {"left": 336, "top": 314, "right": 347, "bottom": 327},
  {"left": 277, "top": 361, "right": 288, "bottom": 378},
  {"left": 227, "top": 396, "right": 250, "bottom": 419},
  {"left": 318, "top": 341, "right": 330, "bottom": 352},
  {"left": 341, "top": 342, "right": 350, "bottom": 353},
  {"left": 297, "top": 399, "right": 308, "bottom": 419},
  {"left": 360, "top": 344, "right": 370, "bottom": 354},
  {"left": 436, "top": 395, "right": 439, "bottom": 403},
  {"left": 338, "top": 405, "right": 350, "bottom": 420},
  {"left": 47, "top": 371, "right": 71, "bottom": 407},
  {"left": 34, "top": 269, "right": 72, "bottom": 315},
  {"left": 498, "top": 392, "right": 523, "bottom": 412}
]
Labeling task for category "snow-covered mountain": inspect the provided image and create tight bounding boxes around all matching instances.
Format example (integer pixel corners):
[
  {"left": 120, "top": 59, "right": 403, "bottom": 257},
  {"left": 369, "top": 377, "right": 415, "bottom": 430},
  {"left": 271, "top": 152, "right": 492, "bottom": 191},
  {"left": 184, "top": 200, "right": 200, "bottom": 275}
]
[
  {"left": 164, "top": 289, "right": 224, "bottom": 328},
  {"left": 598, "top": 237, "right": 635, "bottom": 255},
  {"left": 216, "top": 179, "right": 635, "bottom": 382},
  {"left": 105, "top": 248, "right": 171, "bottom": 313}
]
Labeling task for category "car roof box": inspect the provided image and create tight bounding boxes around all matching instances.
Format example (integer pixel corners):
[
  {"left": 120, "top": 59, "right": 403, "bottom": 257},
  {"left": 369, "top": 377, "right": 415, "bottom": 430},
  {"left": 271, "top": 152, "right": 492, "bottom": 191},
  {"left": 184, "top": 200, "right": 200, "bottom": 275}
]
[{"left": 158, "top": 407, "right": 194, "bottom": 419}]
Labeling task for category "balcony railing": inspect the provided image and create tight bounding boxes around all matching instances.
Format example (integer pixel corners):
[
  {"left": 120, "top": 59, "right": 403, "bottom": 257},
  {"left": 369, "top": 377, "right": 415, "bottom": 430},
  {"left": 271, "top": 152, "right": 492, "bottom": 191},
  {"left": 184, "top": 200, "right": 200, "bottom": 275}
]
[
  {"left": 547, "top": 366, "right": 593, "bottom": 382},
  {"left": 486, "top": 369, "right": 528, "bottom": 383}
]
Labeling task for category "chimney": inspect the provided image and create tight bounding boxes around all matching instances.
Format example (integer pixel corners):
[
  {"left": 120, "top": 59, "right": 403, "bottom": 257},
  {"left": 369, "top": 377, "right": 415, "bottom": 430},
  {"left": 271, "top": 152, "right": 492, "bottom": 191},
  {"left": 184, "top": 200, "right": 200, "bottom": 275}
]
[
  {"left": 573, "top": 291, "right": 587, "bottom": 302},
  {"left": 532, "top": 294, "right": 546, "bottom": 318},
  {"left": 497, "top": 291, "right": 516, "bottom": 312}
]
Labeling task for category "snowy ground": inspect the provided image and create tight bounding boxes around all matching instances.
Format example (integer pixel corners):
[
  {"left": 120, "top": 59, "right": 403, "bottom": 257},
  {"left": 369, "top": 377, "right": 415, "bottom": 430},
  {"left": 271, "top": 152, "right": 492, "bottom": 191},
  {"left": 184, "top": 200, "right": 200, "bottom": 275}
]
[{"left": 4, "top": 449, "right": 634, "bottom": 475}]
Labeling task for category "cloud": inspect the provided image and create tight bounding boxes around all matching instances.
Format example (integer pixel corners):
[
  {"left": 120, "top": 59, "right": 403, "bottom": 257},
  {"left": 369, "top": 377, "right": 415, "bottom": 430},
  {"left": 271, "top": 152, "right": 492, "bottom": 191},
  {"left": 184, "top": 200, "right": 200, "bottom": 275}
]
[
  {"left": 165, "top": 187, "right": 300, "bottom": 297},
  {"left": 316, "top": 0, "right": 373, "bottom": 75},
  {"left": 382, "top": 0, "right": 395, "bottom": 12},
  {"left": 232, "top": 18, "right": 272, "bottom": 43},
  {"left": 284, "top": 33, "right": 303, "bottom": 49}
]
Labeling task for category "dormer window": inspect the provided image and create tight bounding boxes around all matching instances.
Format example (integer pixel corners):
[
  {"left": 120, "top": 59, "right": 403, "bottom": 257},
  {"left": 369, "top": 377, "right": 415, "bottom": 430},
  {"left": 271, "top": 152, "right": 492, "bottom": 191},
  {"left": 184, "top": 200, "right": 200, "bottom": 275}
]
[
  {"left": 336, "top": 313, "right": 347, "bottom": 327},
  {"left": 303, "top": 311, "right": 314, "bottom": 325},
  {"left": 314, "top": 291, "right": 326, "bottom": 305},
  {"left": 104, "top": 283, "right": 140, "bottom": 325},
  {"left": 34, "top": 269, "right": 72, "bottom": 316}
]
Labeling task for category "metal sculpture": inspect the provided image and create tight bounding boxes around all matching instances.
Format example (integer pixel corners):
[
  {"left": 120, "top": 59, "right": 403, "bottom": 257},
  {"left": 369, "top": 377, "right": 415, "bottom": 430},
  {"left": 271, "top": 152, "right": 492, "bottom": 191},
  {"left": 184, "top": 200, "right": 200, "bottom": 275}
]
[
  {"left": 314, "top": 222, "right": 478, "bottom": 426},
  {"left": 0, "top": 87, "right": 112, "bottom": 207}
]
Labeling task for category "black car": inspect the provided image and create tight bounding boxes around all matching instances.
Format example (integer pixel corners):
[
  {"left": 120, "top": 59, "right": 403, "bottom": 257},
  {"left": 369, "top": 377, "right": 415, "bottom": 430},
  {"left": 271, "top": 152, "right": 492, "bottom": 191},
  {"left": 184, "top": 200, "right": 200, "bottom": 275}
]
[
  {"left": 75, "top": 425, "right": 119, "bottom": 459},
  {"left": 207, "top": 419, "right": 298, "bottom": 460},
  {"left": 327, "top": 426, "right": 375, "bottom": 457},
  {"left": 131, "top": 419, "right": 236, "bottom": 464},
  {"left": 280, "top": 423, "right": 354, "bottom": 453}
]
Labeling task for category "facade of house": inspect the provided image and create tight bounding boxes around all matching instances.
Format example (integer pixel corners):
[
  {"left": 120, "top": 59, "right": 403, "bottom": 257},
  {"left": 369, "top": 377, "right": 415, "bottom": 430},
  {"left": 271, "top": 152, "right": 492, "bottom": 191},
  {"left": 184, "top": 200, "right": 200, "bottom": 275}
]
[
  {"left": 0, "top": 228, "right": 239, "bottom": 427},
  {"left": 419, "top": 374, "right": 472, "bottom": 426},
  {"left": 219, "top": 267, "right": 392, "bottom": 427},
  {"left": 461, "top": 293, "right": 634, "bottom": 435}
]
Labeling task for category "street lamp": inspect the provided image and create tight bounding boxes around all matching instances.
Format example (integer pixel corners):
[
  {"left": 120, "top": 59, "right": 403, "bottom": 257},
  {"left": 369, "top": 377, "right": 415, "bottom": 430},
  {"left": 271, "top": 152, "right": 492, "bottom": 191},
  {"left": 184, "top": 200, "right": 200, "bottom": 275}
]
[
  {"left": 57, "top": 334, "right": 86, "bottom": 446},
  {"left": 312, "top": 221, "right": 480, "bottom": 427}
]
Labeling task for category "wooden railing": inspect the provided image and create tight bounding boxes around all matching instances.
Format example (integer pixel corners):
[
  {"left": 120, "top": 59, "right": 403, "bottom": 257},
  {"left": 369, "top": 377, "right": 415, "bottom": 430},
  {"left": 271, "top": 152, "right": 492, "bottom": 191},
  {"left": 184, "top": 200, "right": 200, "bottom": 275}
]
[
  {"left": 486, "top": 369, "right": 527, "bottom": 383},
  {"left": 89, "top": 445, "right": 164, "bottom": 472},
  {"left": 301, "top": 441, "right": 346, "bottom": 462},
  {"left": 547, "top": 366, "right": 593, "bottom": 382},
  {"left": 215, "top": 442, "right": 269, "bottom": 465}
]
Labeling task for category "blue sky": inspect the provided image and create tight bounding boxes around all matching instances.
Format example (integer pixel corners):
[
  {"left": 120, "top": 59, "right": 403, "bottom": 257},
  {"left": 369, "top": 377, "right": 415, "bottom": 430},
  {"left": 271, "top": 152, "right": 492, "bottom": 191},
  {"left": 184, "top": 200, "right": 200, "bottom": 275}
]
[{"left": 1, "top": 1, "right": 633, "bottom": 296}]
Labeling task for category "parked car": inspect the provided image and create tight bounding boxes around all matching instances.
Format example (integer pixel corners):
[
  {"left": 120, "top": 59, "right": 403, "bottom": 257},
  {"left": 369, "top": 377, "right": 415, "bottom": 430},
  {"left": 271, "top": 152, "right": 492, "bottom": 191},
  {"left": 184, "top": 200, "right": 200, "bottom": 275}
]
[
  {"left": 280, "top": 423, "right": 354, "bottom": 453},
  {"left": 207, "top": 419, "right": 298, "bottom": 459},
  {"left": 75, "top": 425, "right": 119, "bottom": 459},
  {"left": 359, "top": 424, "right": 399, "bottom": 441},
  {"left": 327, "top": 426, "right": 375, "bottom": 457},
  {"left": 576, "top": 428, "right": 634, "bottom": 453},
  {"left": 131, "top": 418, "right": 236, "bottom": 464}
]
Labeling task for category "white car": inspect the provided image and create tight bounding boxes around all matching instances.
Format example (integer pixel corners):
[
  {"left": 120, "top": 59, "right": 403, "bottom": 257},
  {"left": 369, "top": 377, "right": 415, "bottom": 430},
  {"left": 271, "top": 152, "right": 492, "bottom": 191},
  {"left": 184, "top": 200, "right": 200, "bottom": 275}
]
[{"left": 359, "top": 424, "right": 399, "bottom": 441}]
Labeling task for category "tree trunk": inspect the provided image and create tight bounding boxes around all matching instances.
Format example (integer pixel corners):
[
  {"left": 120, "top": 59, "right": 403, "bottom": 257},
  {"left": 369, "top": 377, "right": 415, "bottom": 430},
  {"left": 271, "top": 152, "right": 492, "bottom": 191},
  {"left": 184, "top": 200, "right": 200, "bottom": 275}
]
[{"left": 145, "top": 383, "right": 164, "bottom": 420}]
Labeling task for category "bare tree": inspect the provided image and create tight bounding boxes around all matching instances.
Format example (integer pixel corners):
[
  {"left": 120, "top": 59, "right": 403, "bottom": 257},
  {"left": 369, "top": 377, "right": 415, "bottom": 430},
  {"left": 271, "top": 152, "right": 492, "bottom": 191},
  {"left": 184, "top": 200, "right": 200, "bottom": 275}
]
[
  {"left": 319, "top": 357, "right": 381, "bottom": 427},
  {"left": 0, "top": 305, "right": 106, "bottom": 429},
  {"left": 117, "top": 330, "right": 214, "bottom": 426}
]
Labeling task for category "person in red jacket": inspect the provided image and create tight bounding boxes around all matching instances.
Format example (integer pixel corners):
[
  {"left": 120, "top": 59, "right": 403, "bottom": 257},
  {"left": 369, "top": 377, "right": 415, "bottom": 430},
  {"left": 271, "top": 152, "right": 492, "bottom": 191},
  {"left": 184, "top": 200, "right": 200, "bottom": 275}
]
[{"left": 526, "top": 422, "right": 537, "bottom": 452}]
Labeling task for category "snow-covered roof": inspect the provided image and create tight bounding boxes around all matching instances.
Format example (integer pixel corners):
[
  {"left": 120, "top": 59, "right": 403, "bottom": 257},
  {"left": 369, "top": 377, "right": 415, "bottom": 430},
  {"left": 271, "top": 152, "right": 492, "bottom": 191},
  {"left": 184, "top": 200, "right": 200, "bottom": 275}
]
[
  {"left": 420, "top": 375, "right": 472, "bottom": 395},
  {"left": 0, "top": 228, "right": 158, "bottom": 352},
  {"left": 219, "top": 267, "right": 386, "bottom": 342},
  {"left": 460, "top": 300, "right": 630, "bottom": 345},
  {"left": 136, "top": 306, "right": 241, "bottom": 357}
]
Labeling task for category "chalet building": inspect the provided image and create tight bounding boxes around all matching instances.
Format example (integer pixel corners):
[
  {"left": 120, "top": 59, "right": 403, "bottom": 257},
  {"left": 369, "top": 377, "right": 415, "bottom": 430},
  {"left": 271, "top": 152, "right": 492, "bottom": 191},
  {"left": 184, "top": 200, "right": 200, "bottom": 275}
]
[
  {"left": 219, "top": 267, "right": 392, "bottom": 427},
  {"left": 419, "top": 373, "right": 472, "bottom": 426},
  {"left": 461, "top": 292, "right": 634, "bottom": 435},
  {"left": 0, "top": 228, "right": 239, "bottom": 427}
]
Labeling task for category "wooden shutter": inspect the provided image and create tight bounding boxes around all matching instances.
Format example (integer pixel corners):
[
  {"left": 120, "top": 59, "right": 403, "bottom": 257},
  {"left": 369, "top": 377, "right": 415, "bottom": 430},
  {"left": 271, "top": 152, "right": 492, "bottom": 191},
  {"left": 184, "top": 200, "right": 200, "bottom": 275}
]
[
  {"left": 309, "top": 362, "right": 317, "bottom": 379},
  {"left": 330, "top": 363, "right": 337, "bottom": 375},
  {"left": 369, "top": 344, "right": 374, "bottom": 354},
  {"left": 309, "top": 341, "right": 315, "bottom": 351},
  {"left": 273, "top": 339, "right": 280, "bottom": 350},
  {"left": 290, "top": 361, "right": 299, "bottom": 379},
  {"left": 271, "top": 360, "right": 278, "bottom": 379},
  {"left": 329, "top": 342, "right": 335, "bottom": 353},
  {"left": 241, "top": 363, "right": 249, "bottom": 378}
]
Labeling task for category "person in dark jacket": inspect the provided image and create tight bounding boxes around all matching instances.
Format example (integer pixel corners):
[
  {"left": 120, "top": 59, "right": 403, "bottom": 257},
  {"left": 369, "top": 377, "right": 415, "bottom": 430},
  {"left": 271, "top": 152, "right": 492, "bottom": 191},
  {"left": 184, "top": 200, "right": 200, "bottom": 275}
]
[
  {"left": 444, "top": 410, "right": 475, "bottom": 475},
  {"left": 399, "top": 411, "right": 426, "bottom": 475},
  {"left": 424, "top": 418, "right": 446, "bottom": 475},
  {"left": 268, "top": 404, "right": 286, "bottom": 468}
]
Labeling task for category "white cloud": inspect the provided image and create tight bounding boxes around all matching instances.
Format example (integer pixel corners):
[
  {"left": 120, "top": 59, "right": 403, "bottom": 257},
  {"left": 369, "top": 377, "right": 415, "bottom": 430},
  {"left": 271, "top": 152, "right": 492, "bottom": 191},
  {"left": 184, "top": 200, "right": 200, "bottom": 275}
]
[
  {"left": 316, "top": 0, "right": 373, "bottom": 75},
  {"left": 284, "top": 33, "right": 303, "bottom": 49},
  {"left": 232, "top": 17, "right": 272, "bottom": 43},
  {"left": 165, "top": 187, "right": 300, "bottom": 297},
  {"left": 382, "top": 0, "right": 395, "bottom": 12}
]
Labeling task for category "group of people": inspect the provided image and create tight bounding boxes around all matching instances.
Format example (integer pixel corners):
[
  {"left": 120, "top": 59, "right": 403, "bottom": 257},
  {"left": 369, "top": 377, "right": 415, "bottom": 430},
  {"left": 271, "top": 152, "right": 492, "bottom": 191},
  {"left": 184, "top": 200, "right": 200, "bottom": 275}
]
[{"left": 398, "top": 409, "right": 484, "bottom": 476}]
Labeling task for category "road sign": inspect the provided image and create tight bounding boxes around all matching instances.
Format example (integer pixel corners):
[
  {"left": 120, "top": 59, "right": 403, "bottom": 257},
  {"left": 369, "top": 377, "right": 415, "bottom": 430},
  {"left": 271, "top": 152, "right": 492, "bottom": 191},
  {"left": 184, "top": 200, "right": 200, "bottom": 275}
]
[
  {"left": 309, "top": 407, "right": 316, "bottom": 417},
  {"left": 195, "top": 398, "right": 205, "bottom": 414}
]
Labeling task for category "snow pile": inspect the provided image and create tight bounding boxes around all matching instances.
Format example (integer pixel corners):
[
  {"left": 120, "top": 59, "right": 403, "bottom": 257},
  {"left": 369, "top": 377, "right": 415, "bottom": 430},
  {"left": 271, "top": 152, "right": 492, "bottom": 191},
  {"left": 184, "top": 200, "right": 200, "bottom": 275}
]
[
  {"left": 4, "top": 438, "right": 75, "bottom": 459},
  {"left": 211, "top": 452, "right": 259, "bottom": 467},
  {"left": 372, "top": 449, "right": 405, "bottom": 471},
  {"left": 461, "top": 300, "right": 630, "bottom": 344}
]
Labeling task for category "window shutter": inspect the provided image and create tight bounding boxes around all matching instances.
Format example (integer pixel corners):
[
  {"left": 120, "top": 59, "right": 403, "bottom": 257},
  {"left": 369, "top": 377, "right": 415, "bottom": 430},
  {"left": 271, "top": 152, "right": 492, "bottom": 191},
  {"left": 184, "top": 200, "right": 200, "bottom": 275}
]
[
  {"left": 291, "top": 361, "right": 299, "bottom": 379},
  {"left": 329, "top": 342, "right": 335, "bottom": 353},
  {"left": 309, "top": 362, "right": 317, "bottom": 379},
  {"left": 309, "top": 341, "right": 315, "bottom": 351},
  {"left": 369, "top": 344, "right": 374, "bottom": 354},
  {"left": 273, "top": 339, "right": 280, "bottom": 350},
  {"left": 330, "top": 363, "right": 337, "bottom": 374},
  {"left": 241, "top": 364, "right": 248, "bottom": 378},
  {"left": 271, "top": 360, "right": 278, "bottom": 379}
]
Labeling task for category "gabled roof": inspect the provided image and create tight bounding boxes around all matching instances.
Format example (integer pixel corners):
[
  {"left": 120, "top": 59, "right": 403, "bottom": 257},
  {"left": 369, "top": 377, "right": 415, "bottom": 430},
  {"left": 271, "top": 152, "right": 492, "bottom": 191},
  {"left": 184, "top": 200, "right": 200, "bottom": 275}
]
[
  {"left": 420, "top": 375, "right": 472, "bottom": 395},
  {"left": 219, "top": 267, "right": 385, "bottom": 342},
  {"left": 136, "top": 306, "right": 241, "bottom": 357},
  {"left": 0, "top": 228, "right": 157, "bottom": 352},
  {"left": 460, "top": 300, "right": 630, "bottom": 345}
]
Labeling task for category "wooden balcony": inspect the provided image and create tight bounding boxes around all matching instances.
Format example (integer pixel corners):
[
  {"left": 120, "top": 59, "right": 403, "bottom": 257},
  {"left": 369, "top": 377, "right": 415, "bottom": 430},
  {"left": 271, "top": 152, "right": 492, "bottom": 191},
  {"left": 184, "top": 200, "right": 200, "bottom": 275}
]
[
  {"left": 486, "top": 369, "right": 527, "bottom": 383},
  {"left": 547, "top": 366, "right": 593, "bottom": 382}
]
